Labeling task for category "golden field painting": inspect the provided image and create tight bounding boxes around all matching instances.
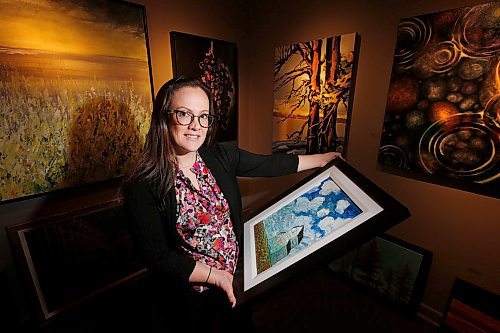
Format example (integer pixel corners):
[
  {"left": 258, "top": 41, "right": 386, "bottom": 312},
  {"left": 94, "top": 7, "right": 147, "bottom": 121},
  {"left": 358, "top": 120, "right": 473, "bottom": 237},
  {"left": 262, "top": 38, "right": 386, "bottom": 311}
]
[{"left": 0, "top": 0, "right": 153, "bottom": 202}]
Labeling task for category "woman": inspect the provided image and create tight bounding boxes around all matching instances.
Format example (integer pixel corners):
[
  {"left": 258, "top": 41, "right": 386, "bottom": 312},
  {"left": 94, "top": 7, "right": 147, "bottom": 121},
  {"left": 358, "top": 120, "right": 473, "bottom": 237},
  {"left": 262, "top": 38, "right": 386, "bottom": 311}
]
[{"left": 123, "top": 76, "right": 340, "bottom": 332}]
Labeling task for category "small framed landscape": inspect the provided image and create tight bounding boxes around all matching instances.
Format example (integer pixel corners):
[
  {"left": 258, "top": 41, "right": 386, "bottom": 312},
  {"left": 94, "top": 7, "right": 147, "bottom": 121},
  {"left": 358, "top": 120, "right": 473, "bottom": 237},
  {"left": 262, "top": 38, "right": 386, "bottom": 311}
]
[
  {"left": 242, "top": 158, "right": 410, "bottom": 298},
  {"left": 328, "top": 233, "right": 433, "bottom": 315}
]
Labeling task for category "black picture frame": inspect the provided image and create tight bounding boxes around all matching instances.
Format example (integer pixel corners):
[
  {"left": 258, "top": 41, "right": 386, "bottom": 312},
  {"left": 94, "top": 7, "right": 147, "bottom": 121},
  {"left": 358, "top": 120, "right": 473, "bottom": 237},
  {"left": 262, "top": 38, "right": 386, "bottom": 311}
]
[
  {"left": 440, "top": 278, "right": 500, "bottom": 333},
  {"left": 6, "top": 199, "right": 148, "bottom": 323},
  {"left": 170, "top": 31, "right": 238, "bottom": 143},
  {"left": 328, "top": 233, "right": 433, "bottom": 316},
  {"left": 236, "top": 158, "right": 411, "bottom": 303}
]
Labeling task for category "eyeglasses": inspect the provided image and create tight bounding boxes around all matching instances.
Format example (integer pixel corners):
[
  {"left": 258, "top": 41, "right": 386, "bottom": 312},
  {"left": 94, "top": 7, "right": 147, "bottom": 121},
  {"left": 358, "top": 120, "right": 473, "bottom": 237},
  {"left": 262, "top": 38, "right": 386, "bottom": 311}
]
[{"left": 168, "top": 109, "right": 215, "bottom": 128}]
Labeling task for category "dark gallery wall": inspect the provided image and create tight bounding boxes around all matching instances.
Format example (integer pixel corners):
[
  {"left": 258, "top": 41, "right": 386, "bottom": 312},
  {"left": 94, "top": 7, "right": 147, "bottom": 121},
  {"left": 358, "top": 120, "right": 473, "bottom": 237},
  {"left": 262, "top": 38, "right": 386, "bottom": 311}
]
[
  {"left": 0, "top": 0, "right": 497, "bottom": 324},
  {"left": 239, "top": 0, "right": 499, "bottom": 316}
]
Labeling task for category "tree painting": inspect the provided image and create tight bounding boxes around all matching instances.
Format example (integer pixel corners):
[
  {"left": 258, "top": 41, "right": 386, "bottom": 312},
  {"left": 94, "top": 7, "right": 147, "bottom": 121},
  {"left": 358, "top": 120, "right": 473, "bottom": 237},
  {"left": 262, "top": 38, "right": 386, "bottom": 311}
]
[
  {"left": 355, "top": 239, "right": 383, "bottom": 290},
  {"left": 273, "top": 33, "right": 360, "bottom": 155},
  {"left": 395, "top": 263, "right": 415, "bottom": 304}
]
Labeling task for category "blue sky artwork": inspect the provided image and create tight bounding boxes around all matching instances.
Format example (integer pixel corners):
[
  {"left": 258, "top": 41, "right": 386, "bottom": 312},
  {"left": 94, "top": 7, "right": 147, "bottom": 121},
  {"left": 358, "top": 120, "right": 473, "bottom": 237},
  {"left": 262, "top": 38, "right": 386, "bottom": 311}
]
[{"left": 260, "top": 176, "right": 362, "bottom": 261}]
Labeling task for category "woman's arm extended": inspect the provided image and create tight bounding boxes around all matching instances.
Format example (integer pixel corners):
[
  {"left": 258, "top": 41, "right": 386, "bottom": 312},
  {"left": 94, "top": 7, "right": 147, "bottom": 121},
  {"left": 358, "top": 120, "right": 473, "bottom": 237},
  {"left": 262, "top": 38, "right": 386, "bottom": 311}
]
[{"left": 297, "top": 151, "right": 342, "bottom": 172}]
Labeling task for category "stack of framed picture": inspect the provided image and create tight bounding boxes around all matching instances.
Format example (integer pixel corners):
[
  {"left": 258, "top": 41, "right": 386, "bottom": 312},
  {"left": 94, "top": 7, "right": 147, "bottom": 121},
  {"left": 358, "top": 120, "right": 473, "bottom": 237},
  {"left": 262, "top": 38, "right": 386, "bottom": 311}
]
[
  {"left": 6, "top": 200, "right": 148, "bottom": 323},
  {"left": 440, "top": 278, "right": 500, "bottom": 333}
]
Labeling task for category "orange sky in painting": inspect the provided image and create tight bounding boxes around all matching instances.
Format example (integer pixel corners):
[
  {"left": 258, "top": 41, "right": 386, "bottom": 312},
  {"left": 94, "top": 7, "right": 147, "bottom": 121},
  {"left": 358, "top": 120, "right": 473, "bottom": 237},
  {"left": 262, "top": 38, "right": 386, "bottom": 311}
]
[{"left": 0, "top": 0, "right": 147, "bottom": 60}]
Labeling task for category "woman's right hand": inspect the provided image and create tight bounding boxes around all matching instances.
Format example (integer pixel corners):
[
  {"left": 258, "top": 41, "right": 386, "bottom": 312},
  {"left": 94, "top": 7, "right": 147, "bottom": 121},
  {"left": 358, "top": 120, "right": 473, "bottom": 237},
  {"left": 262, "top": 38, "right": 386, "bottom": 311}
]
[{"left": 209, "top": 268, "right": 236, "bottom": 308}]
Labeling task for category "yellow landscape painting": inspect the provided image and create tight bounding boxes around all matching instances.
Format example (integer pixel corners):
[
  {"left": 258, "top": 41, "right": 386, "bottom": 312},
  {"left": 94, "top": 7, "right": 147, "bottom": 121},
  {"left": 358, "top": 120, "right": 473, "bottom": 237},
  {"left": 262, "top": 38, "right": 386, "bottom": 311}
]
[{"left": 0, "top": 0, "right": 153, "bottom": 201}]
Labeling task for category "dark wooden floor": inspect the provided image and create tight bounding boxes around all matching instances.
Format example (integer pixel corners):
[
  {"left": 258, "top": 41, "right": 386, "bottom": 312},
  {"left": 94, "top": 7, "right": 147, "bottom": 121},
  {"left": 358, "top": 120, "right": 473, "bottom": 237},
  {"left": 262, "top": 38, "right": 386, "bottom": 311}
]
[
  {"left": 11, "top": 268, "right": 438, "bottom": 333},
  {"left": 251, "top": 269, "right": 437, "bottom": 333}
]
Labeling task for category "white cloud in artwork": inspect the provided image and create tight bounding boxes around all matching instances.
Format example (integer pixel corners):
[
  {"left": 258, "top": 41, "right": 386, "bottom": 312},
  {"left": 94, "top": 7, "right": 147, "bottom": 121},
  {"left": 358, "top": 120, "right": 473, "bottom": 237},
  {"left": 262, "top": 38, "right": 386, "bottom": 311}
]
[
  {"left": 293, "top": 215, "right": 313, "bottom": 226},
  {"left": 319, "top": 180, "right": 341, "bottom": 196},
  {"left": 335, "top": 199, "right": 350, "bottom": 214},
  {"left": 318, "top": 216, "right": 350, "bottom": 234},
  {"left": 317, "top": 208, "right": 330, "bottom": 217},
  {"left": 294, "top": 196, "right": 325, "bottom": 213}
]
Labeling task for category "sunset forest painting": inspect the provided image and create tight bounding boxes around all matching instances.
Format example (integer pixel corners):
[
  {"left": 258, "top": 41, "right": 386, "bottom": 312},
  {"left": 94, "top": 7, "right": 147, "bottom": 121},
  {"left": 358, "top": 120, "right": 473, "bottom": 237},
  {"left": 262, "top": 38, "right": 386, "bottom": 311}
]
[
  {"left": 0, "top": 0, "right": 153, "bottom": 202},
  {"left": 377, "top": 2, "right": 499, "bottom": 198},
  {"left": 273, "top": 33, "right": 360, "bottom": 155}
]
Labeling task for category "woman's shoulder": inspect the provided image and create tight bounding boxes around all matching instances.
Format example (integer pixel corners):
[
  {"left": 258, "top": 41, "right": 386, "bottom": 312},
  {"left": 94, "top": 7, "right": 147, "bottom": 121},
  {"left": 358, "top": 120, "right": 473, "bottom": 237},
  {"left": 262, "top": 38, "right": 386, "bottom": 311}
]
[
  {"left": 123, "top": 177, "right": 158, "bottom": 199},
  {"left": 202, "top": 141, "right": 237, "bottom": 152},
  {"left": 201, "top": 141, "right": 239, "bottom": 157}
]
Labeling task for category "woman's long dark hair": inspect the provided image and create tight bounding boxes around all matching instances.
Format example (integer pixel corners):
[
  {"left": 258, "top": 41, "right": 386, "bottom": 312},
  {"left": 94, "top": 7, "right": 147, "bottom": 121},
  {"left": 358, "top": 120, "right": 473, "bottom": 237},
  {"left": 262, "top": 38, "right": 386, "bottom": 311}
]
[{"left": 124, "top": 76, "right": 216, "bottom": 208}]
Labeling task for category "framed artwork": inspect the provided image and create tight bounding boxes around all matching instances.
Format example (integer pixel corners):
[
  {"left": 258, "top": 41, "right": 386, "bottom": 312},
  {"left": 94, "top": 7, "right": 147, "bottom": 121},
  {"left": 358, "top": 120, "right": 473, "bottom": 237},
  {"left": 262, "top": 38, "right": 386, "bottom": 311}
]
[
  {"left": 273, "top": 33, "right": 361, "bottom": 156},
  {"left": 440, "top": 278, "right": 500, "bottom": 333},
  {"left": 242, "top": 158, "right": 410, "bottom": 298},
  {"left": 170, "top": 31, "right": 238, "bottom": 143},
  {"left": 377, "top": 2, "right": 499, "bottom": 199},
  {"left": 6, "top": 199, "right": 148, "bottom": 322},
  {"left": 0, "top": 0, "right": 154, "bottom": 203},
  {"left": 328, "top": 233, "right": 433, "bottom": 315}
]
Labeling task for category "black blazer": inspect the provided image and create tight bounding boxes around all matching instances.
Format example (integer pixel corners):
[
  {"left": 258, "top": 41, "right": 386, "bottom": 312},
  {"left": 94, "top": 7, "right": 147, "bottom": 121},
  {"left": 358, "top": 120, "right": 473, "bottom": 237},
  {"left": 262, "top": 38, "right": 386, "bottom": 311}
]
[{"left": 123, "top": 143, "right": 298, "bottom": 283}]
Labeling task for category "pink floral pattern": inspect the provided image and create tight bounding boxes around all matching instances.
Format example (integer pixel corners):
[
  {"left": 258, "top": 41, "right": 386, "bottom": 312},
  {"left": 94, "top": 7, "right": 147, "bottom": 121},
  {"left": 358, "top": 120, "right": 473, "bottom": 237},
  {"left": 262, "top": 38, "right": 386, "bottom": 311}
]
[{"left": 175, "top": 153, "right": 238, "bottom": 292}]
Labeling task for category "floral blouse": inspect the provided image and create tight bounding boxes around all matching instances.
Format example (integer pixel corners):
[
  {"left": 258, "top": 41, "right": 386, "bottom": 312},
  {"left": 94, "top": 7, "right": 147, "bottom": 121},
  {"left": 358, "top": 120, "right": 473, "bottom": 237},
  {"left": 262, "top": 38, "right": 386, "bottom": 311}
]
[{"left": 175, "top": 153, "right": 238, "bottom": 292}]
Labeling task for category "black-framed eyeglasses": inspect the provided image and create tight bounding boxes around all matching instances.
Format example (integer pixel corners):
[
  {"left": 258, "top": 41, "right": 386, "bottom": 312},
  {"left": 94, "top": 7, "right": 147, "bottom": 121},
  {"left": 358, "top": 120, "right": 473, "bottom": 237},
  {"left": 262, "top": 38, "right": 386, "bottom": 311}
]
[{"left": 168, "top": 109, "right": 215, "bottom": 128}]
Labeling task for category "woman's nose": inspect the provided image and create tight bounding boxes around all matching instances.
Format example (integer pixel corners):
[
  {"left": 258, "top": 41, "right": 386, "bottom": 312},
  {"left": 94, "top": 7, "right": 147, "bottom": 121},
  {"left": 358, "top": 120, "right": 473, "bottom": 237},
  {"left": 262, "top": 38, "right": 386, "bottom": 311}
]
[{"left": 188, "top": 118, "right": 201, "bottom": 130}]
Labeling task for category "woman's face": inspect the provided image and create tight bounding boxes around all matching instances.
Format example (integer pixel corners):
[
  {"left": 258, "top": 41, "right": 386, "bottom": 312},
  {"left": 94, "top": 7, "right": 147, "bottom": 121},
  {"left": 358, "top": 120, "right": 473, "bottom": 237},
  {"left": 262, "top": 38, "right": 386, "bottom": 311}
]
[{"left": 168, "top": 86, "right": 210, "bottom": 156}]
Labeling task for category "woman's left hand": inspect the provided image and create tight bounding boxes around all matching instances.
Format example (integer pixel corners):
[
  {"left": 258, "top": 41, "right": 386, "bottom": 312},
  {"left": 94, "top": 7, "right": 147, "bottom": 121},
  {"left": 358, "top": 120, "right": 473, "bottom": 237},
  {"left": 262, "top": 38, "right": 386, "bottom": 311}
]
[{"left": 210, "top": 268, "right": 236, "bottom": 308}]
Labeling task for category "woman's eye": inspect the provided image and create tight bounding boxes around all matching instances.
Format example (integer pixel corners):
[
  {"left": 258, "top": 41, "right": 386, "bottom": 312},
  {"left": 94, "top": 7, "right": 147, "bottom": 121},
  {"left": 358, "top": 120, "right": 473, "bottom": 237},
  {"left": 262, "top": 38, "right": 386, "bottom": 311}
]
[
  {"left": 200, "top": 114, "right": 209, "bottom": 119},
  {"left": 178, "top": 111, "right": 191, "bottom": 117}
]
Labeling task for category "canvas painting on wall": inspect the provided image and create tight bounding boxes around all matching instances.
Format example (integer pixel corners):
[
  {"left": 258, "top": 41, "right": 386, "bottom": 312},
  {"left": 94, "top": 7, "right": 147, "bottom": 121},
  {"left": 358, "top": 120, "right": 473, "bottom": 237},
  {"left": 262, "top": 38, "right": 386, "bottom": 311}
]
[
  {"left": 273, "top": 33, "right": 360, "bottom": 156},
  {"left": 243, "top": 158, "right": 410, "bottom": 296},
  {"left": 377, "top": 2, "right": 499, "bottom": 198},
  {"left": 170, "top": 31, "right": 238, "bottom": 143},
  {"left": 0, "top": 0, "right": 154, "bottom": 203}
]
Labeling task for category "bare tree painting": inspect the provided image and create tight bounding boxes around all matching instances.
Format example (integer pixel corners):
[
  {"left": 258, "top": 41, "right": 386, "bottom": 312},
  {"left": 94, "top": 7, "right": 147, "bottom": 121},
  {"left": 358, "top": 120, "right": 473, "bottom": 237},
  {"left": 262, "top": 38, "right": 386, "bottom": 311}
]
[{"left": 273, "top": 33, "right": 360, "bottom": 155}]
